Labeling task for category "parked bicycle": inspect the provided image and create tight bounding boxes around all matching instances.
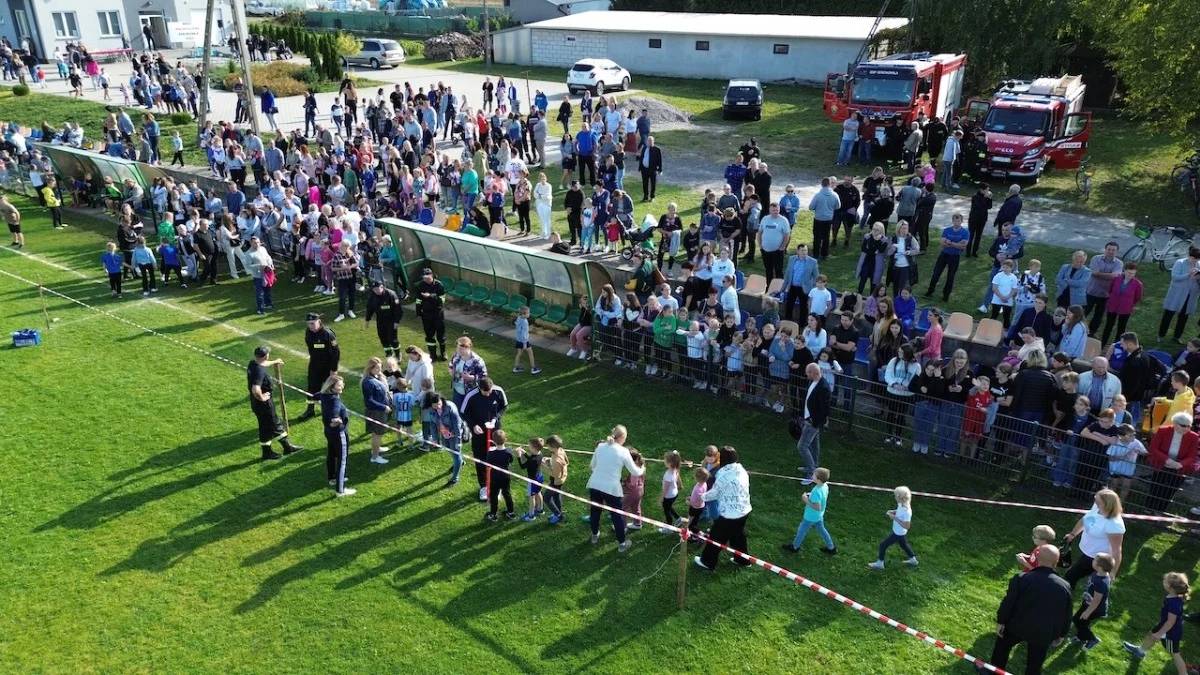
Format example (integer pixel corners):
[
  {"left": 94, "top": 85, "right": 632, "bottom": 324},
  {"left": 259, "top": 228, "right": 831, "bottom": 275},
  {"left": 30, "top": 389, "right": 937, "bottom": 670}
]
[
  {"left": 1075, "top": 155, "right": 1095, "bottom": 201},
  {"left": 1170, "top": 150, "right": 1200, "bottom": 219},
  {"left": 1122, "top": 218, "right": 1196, "bottom": 270}
]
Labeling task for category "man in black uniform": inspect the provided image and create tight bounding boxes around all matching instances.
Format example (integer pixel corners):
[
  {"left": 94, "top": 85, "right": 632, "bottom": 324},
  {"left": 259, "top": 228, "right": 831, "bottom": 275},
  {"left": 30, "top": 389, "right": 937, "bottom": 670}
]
[
  {"left": 297, "top": 312, "right": 340, "bottom": 420},
  {"left": 364, "top": 279, "right": 403, "bottom": 358},
  {"left": 247, "top": 345, "right": 303, "bottom": 460},
  {"left": 461, "top": 377, "right": 509, "bottom": 502},
  {"left": 414, "top": 267, "right": 447, "bottom": 361}
]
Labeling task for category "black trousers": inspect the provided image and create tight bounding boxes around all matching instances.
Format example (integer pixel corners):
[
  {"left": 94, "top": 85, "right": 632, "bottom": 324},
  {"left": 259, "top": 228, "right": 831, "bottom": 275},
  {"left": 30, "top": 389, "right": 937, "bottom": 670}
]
[
  {"left": 1084, "top": 293, "right": 1108, "bottom": 334},
  {"left": 516, "top": 200, "right": 531, "bottom": 233},
  {"left": 926, "top": 253, "right": 960, "bottom": 300},
  {"left": 326, "top": 430, "right": 349, "bottom": 492},
  {"left": 699, "top": 514, "right": 750, "bottom": 569},
  {"left": 989, "top": 632, "right": 1050, "bottom": 675},
  {"left": 567, "top": 214, "right": 581, "bottom": 245},
  {"left": 376, "top": 319, "right": 399, "bottom": 355},
  {"left": 1073, "top": 607, "right": 1098, "bottom": 642},
  {"left": 1160, "top": 309, "right": 1190, "bottom": 340},
  {"left": 578, "top": 155, "right": 596, "bottom": 185},
  {"left": 1063, "top": 550, "right": 1095, "bottom": 589},
  {"left": 640, "top": 168, "right": 657, "bottom": 200},
  {"left": 108, "top": 272, "right": 122, "bottom": 294},
  {"left": 472, "top": 428, "right": 492, "bottom": 489},
  {"left": 198, "top": 254, "right": 217, "bottom": 285},
  {"left": 991, "top": 304, "right": 1014, "bottom": 328},
  {"left": 488, "top": 478, "right": 514, "bottom": 515},
  {"left": 252, "top": 399, "right": 285, "bottom": 445},
  {"left": 588, "top": 489, "right": 627, "bottom": 543},
  {"left": 1100, "top": 312, "right": 1130, "bottom": 347},
  {"left": 967, "top": 218, "right": 987, "bottom": 256},
  {"left": 812, "top": 219, "right": 832, "bottom": 258},
  {"left": 49, "top": 206, "right": 63, "bottom": 227},
  {"left": 784, "top": 284, "right": 809, "bottom": 322},
  {"left": 421, "top": 312, "right": 446, "bottom": 352},
  {"left": 306, "top": 363, "right": 332, "bottom": 403},
  {"left": 763, "top": 250, "right": 785, "bottom": 284}
]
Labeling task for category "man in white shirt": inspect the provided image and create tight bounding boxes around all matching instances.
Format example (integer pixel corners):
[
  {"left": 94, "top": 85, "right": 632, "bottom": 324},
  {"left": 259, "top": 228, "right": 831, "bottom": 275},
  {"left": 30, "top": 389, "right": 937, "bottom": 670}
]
[{"left": 837, "top": 115, "right": 859, "bottom": 166}]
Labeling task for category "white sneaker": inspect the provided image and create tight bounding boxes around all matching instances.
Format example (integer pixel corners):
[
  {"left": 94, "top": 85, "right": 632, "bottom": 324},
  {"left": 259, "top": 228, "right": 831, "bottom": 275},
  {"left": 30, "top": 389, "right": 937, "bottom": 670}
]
[
  {"left": 1190, "top": 505, "right": 1200, "bottom": 516},
  {"left": 479, "top": 487, "right": 488, "bottom": 501},
  {"left": 579, "top": 350, "right": 588, "bottom": 360},
  {"left": 348, "top": 310, "right": 356, "bottom": 319},
  {"left": 626, "top": 523, "right": 643, "bottom": 531},
  {"left": 314, "top": 285, "right": 324, "bottom": 293},
  {"left": 334, "top": 314, "right": 345, "bottom": 322},
  {"left": 693, "top": 381, "right": 704, "bottom": 389},
  {"left": 324, "top": 289, "right": 335, "bottom": 296},
  {"left": 335, "top": 488, "right": 357, "bottom": 497},
  {"left": 976, "top": 304, "right": 987, "bottom": 313},
  {"left": 773, "top": 403, "right": 785, "bottom": 413},
  {"left": 868, "top": 561, "right": 885, "bottom": 570},
  {"left": 645, "top": 364, "right": 653, "bottom": 375},
  {"left": 378, "top": 446, "right": 389, "bottom": 453},
  {"left": 614, "top": 359, "right": 623, "bottom": 366},
  {"left": 617, "top": 540, "right": 632, "bottom": 553},
  {"left": 370, "top": 456, "right": 389, "bottom": 464},
  {"left": 567, "top": 349, "right": 578, "bottom": 357},
  {"left": 658, "top": 526, "right": 673, "bottom": 534},
  {"left": 150, "top": 288, "right": 159, "bottom": 293},
  {"left": 143, "top": 291, "right": 150, "bottom": 296},
  {"left": 904, "top": 557, "right": 919, "bottom": 566}
]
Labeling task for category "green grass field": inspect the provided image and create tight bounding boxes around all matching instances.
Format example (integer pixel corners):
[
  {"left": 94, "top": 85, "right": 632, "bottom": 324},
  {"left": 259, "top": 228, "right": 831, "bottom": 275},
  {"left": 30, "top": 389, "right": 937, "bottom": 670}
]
[{"left": 1, "top": 196, "right": 1199, "bottom": 673}]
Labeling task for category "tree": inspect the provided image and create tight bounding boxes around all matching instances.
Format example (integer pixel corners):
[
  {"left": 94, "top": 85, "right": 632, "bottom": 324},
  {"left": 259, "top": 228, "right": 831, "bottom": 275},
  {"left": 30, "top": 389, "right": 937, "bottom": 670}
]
[
  {"left": 1077, "top": 0, "right": 1200, "bottom": 133},
  {"left": 333, "top": 32, "right": 363, "bottom": 58},
  {"left": 307, "top": 45, "right": 323, "bottom": 78},
  {"left": 323, "top": 39, "right": 342, "bottom": 81}
]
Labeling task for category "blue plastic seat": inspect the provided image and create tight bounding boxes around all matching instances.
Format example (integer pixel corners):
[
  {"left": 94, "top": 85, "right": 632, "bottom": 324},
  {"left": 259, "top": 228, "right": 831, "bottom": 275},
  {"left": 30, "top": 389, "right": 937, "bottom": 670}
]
[
  {"left": 853, "top": 337, "right": 871, "bottom": 368},
  {"left": 738, "top": 310, "right": 749, "bottom": 330},
  {"left": 915, "top": 306, "right": 934, "bottom": 334},
  {"left": 735, "top": 270, "right": 746, "bottom": 291},
  {"left": 1148, "top": 350, "right": 1174, "bottom": 370}
]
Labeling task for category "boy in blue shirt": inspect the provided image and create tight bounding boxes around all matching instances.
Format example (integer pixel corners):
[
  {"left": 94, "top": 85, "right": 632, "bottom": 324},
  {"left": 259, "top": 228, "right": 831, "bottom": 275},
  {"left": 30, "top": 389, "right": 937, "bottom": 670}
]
[
  {"left": 391, "top": 377, "right": 417, "bottom": 451},
  {"left": 783, "top": 467, "right": 837, "bottom": 554},
  {"left": 1071, "top": 552, "right": 1113, "bottom": 650},
  {"left": 158, "top": 237, "right": 184, "bottom": 288}
]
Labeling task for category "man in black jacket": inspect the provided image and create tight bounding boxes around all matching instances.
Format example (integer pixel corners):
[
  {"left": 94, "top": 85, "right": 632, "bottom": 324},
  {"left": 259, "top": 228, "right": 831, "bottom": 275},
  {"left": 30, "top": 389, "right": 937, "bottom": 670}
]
[
  {"left": 193, "top": 219, "right": 218, "bottom": 286},
  {"left": 638, "top": 136, "right": 663, "bottom": 202},
  {"left": 795, "top": 363, "right": 830, "bottom": 480},
  {"left": 994, "top": 184, "right": 1023, "bottom": 231},
  {"left": 1117, "top": 332, "right": 1157, "bottom": 427},
  {"left": 832, "top": 175, "right": 860, "bottom": 249},
  {"left": 967, "top": 182, "right": 993, "bottom": 257},
  {"left": 563, "top": 180, "right": 584, "bottom": 247},
  {"left": 461, "top": 377, "right": 509, "bottom": 502},
  {"left": 978, "top": 545, "right": 1072, "bottom": 675},
  {"left": 364, "top": 280, "right": 403, "bottom": 358}
]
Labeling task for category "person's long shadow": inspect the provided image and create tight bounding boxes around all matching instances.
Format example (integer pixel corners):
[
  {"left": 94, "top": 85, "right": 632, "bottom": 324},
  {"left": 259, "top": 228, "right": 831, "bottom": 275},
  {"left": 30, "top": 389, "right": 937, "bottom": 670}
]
[
  {"left": 101, "top": 461, "right": 327, "bottom": 576},
  {"left": 34, "top": 430, "right": 261, "bottom": 533}
]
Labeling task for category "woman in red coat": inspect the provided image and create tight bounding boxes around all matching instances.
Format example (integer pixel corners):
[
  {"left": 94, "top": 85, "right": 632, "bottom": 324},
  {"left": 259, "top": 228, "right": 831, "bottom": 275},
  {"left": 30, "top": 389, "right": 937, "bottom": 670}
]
[{"left": 1145, "top": 412, "right": 1199, "bottom": 512}]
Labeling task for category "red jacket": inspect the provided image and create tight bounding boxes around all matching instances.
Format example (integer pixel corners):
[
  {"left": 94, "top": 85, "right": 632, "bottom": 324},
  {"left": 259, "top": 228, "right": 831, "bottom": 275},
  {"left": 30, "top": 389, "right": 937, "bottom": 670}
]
[
  {"left": 1148, "top": 425, "right": 1199, "bottom": 474},
  {"left": 1106, "top": 276, "right": 1144, "bottom": 315}
]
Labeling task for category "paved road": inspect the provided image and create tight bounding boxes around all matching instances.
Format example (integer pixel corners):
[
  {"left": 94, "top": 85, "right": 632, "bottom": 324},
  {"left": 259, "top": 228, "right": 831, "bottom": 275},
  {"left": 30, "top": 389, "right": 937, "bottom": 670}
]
[{"left": 16, "top": 51, "right": 1145, "bottom": 252}]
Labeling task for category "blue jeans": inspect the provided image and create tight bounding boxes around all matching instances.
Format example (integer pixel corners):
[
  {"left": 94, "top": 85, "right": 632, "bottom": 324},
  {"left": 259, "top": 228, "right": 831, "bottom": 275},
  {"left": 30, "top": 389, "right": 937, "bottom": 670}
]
[
  {"left": 616, "top": 167, "right": 625, "bottom": 190},
  {"left": 913, "top": 400, "right": 941, "bottom": 448},
  {"left": 1013, "top": 409, "right": 1044, "bottom": 453},
  {"left": 857, "top": 139, "right": 872, "bottom": 165},
  {"left": 792, "top": 518, "right": 834, "bottom": 549},
  {"left": 796, "top": 422, "right": 821, "bottom": 476},
  {"left": 445, "top": 438, "right": 462, "bottom": 482},
  {"left": 1052, "top": 440, "right": 1080, "bottom": 487},
  {"left": 859, "top": 200, "right": 875, "bottom": 229},
  {"left": 980, "top": 264, "right": 1001, "bottom": 305},
  {"left": 1128, "top": 401, "right": 1143, "bottom": 430},
  {"left": 837, "top": 139, "right": 855, "bottom": 165},
  {"left": 935, "top": 404, "right": 964, "bottom": 455},
  {"left": 703, "top": 498, "right": 719, "bottom": 521},
  {"left": 253, "top": 276, "right": 272, "bottom": 311}
]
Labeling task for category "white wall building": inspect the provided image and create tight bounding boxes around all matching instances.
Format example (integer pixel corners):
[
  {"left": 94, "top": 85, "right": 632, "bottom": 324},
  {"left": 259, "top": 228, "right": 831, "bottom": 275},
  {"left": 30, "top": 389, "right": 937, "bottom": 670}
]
[
  {"left": 500, "top": 0, "right": 611, "bottom": 25},
  {"left": 492, "top": 11, "right": 909, "bottom": 84},
  {"left": 3, "top": 0, "right": 133, "bottom": 60}
]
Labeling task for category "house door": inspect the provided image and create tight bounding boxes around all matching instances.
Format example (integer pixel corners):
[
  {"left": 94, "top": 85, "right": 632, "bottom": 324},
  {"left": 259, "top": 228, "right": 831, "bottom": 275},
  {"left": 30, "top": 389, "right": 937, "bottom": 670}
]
[{"left": 139, "top": 14, "right": 170, "bottom": 50}]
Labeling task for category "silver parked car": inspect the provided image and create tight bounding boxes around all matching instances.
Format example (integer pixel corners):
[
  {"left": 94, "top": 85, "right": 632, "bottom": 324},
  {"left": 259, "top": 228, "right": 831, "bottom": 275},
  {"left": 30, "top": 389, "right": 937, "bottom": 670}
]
[{"left": 342, "top": 39, "right": 405, "bottom": 69}]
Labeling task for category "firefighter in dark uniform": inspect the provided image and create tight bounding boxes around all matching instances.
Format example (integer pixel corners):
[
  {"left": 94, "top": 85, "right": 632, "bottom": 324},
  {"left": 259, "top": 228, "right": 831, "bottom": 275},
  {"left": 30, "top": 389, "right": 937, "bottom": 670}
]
[
  {"left": 414, "top": 267, "right": 447, "bottom": 361},
  {"left": 247, "top": 345, "right": 303, "bottom": 460},
  {"left": 364, "top": 279, "right": 403, "bottom": 358},
  {"left": 297, "top": 312, "right": 341, "bottom": 420}
]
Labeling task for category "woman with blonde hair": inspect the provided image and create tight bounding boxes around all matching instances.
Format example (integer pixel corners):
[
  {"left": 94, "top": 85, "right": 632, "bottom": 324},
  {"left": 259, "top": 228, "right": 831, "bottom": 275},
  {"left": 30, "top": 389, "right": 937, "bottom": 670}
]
[
  {"left": 586, "top": 425, "right": 644, "bottom": 553},
  {"left": 1061, "top": 488, "right": 1125, "bottom": 587},
  {"left": 320, "top": 375, "right": 356, "bottom": 497},
  {"left": 362, "top": 357, "right": 392, "bottom": 464}
]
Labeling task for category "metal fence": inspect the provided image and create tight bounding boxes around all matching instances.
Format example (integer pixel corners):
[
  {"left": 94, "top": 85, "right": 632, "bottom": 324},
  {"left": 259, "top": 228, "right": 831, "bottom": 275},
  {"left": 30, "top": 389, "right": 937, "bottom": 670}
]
[
  {"left": 304, "top": 10, "right": 481, "bottom": 37},
  {"left": 584, "top": 322, "right": 1197, "bottom": 520}
]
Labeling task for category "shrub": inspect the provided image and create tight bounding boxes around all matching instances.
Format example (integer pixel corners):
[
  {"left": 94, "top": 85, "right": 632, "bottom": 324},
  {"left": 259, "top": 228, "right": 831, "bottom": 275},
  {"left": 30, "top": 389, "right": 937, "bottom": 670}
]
[
  {"left": 276, "top": 9, "right": 305, "bottom": 27},
  {"left": 400, "top": 39, "right": 424, "bottom": 59},
  {"left": 294, "top": 66, "right": 322, "bottom": 85},
  {"left": 222, "top": 62, "right": 313, "bottom": 97},
  {"left": 12, "top": 84, "right": 30, "bottom": 97},
  {"left": 333, "top": 32, "right": 362, "bottom": 58},
  {"left": 225, "top": 59, "right": 241, "bottom": 75},
  {"left": 168, "top": 112, "right": 193, "bottom": 125},
  {"left": 308, "top": 47, "right": 323, "bottom": 77}
]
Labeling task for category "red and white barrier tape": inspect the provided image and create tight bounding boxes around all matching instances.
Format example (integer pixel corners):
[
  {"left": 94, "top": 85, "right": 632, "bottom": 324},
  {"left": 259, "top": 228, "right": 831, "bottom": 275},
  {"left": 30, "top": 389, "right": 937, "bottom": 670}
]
[{"left": 2, "top": 269, "right": 1011, "bottom": 674}]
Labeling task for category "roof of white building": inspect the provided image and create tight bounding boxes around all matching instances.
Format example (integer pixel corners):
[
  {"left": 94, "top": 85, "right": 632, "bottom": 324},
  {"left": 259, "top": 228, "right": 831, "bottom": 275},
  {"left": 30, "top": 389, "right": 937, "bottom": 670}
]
[{"left": 524, "top": 11, "right": 909, "bottom": 41}]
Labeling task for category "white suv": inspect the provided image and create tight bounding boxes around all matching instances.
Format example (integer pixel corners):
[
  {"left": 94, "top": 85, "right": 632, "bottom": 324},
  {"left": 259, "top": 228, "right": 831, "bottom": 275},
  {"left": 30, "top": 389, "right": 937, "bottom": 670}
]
[{"left": 567, "top": 58, "right": 631, "bottom": 96}]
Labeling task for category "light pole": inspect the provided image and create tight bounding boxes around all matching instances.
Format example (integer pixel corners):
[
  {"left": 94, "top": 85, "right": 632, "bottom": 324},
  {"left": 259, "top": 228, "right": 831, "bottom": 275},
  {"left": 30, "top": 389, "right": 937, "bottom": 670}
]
[{"left": 230, "top": 0, "right": 260, "bottom": 135}]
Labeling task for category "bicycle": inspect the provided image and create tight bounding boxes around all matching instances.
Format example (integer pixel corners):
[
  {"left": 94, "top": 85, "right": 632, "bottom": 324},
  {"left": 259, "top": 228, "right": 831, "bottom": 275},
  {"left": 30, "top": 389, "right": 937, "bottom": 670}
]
[
  {"left": 1121, "top": 218, "right": 1196, "bottom": 270},
  {"left": 1075, "top": 155, "right": 1095, "bottom": 201},
  {"left": 1170, "top": 151, "right": 1200, "bottom": 219}
]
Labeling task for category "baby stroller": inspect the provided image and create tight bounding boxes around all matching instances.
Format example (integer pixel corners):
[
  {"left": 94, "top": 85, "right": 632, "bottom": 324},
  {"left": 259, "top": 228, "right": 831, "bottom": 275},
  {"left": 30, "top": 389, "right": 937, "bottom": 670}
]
[{"left": 620, "top": 214, "right": 658, "bottom": 261}]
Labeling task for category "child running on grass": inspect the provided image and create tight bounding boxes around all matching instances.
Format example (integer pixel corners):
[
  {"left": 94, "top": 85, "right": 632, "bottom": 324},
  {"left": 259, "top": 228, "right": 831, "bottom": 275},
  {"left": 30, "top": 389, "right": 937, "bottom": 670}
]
[
  {"left": 621, "top": 449, "right": 646, "bottom": 530},
  {"left": 659, "top": 451, "right": 683, "bottom": 533},
  {"left": 102, "top": 242, "right": 127, "bottom": 297},
  {"left": 868, "top": 486, "right": 918, "bottom": 569},
  {"left": 517, "top": 437, "right": 546, "bottom": 522},
  {"left": 783, "top": 467, "right": 837, "bottom": 555},
  {"left": 158, "top": 236, "right": 184, "bottom": 288},
  {"left": 1071, "top": 552, "right": 1114, "bottom": 650},
  {"left": 512, "top": 305, "right": 541, "bottom": 374},
  {"left": 1017, "top": 525, "right": 1056, "bottom": 572},
  {"left": 1124, "top": 572, "right": 1191, "bottom": 674},
  {"left": 542, "top": 435, "right": 568, "bottom": 524},
  {"left": 685, "top": 467, "right": 709, "bottom": 542},
  {"left": 391, "top": 377, "right": 416, "bottom": 451}
]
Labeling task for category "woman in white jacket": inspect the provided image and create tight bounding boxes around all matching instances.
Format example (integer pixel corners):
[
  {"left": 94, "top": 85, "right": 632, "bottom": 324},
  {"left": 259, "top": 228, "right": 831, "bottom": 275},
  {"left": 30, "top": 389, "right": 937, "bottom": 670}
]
[
  {"left": 216, "top": 214, "right": 245, "bottom": 279},
  {"left": 882, "top": 343, "right": 920, "bottom": 446},
  {"left": 534, "top": 172, "right": 553, "bottom": 239},
  {"left": 404, "top": 345, "right": 435, "bottom": 393},
  {"left": 586, "top": 425, "right": 645, "bottom": 553},
  {"left": 695, "top": 446, "right": 752, "bottom": 571}
]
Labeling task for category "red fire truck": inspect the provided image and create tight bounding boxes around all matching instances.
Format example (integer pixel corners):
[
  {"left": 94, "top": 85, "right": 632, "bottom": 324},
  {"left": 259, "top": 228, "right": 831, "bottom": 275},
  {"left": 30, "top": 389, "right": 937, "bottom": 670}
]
[
  {"left": 963, "top": 75, "right": 1091, "bottom": 179},
  {"left": 823, "top": 52, "right": 968, "bottom": 128}
]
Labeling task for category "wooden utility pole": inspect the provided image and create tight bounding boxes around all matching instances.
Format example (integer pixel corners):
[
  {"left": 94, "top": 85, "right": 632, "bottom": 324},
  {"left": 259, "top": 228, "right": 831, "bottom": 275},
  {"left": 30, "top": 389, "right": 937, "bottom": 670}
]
[
  {"left": 197, "top": 0, "right": 216, "bottom": 137},
  {"left": 230, "top": 0, "right": 261, "bottom": 135},
  {"left": 482, "top": 0, "right": 491, "bottom": 70},
  {"left": 676, "top": 528, "right": 689, "bottom": 609}
]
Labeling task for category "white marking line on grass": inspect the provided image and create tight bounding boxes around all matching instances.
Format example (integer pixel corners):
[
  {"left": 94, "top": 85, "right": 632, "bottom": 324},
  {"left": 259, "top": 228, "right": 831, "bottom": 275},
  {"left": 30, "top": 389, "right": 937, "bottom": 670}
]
[
  {"left": 0, "top": 265, "right": 1013, "bottom": 675},
  {"left": 0, "top": 244, "right": 356, "bottom": 377}
]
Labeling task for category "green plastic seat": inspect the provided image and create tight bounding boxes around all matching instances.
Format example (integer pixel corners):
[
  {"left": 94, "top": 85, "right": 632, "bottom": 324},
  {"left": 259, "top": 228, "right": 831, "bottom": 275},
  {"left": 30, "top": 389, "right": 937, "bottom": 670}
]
[
  {"left": 449, "top": 279, "right": 472, "bottom": 299},
  {"left": 528, "top": 299, "right": 549, "bottom": 321},
  {"left": 545, "top": 304, "right": 567, "bottom": 323},
  {"left": 441, "top": 275, "right": 456, "bottom": 290},
  {"left": 468, "top": 285, "right": 491, "bottom": 304},
  {"left": 487, "top": 289, "right": 509, "bottom": 309},
  {"left": 564, "top": 308, "right": 581, "bottom": 326},
  {"left": 504, "top": 294, "right": 528, "bottom": 314}
]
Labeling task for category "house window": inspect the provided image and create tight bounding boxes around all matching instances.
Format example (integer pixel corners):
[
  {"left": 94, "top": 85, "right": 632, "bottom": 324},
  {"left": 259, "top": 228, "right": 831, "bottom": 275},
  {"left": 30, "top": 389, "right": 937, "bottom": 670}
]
[
  {"left": 52, "top": 12, "right": 79, "bottom": 38},
  {"left": 97, "top": 11, "right": 122, "bottom": 37},
  {"left": 565, "top": 35, "right": 576, "bottom": 43},
  {"left": 695, "top": 41, "right": 709, "bottom": 51},
  {"left": 648, "top": 38, "right": 662, "bottom": 49},
  {"left": 773, "top": 43, "right": 789, "bottom": 55}
]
